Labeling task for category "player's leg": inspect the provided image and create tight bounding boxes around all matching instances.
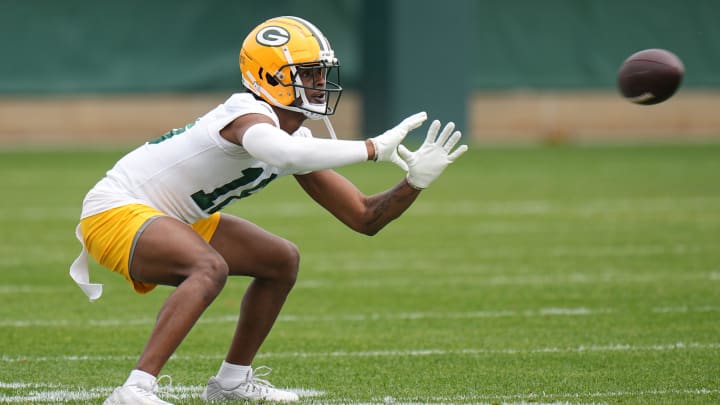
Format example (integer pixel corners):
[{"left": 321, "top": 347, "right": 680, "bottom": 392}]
[
  {"left": 86, "top": 207, "right": 228, "bottom": 405},
  {"left": 201, "top": 213, "right": 301, "bottom": 402},
  {"left": 128, "top": 216, "right": 230, "bottom": 376},
  {"left": 208, "top": 213, "right": 300, "bottom": 364}
]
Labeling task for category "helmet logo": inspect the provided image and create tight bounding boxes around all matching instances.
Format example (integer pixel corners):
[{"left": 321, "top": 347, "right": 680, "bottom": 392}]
[{"left": 256, "top": 26, "right": 290, "bottom": 47}]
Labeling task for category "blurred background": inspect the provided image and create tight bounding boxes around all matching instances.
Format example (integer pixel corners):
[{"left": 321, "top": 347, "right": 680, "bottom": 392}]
[{"left": 1, "top": 0, "right": 719, "bottom": 146}]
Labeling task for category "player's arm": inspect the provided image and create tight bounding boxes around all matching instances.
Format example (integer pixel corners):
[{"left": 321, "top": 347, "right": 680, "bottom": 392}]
[
  {"left": 294, "top": 169, "right": 421, "bottom": 236},
  {"left": 294, "top": 119, "right": 468, "bottom": 235},
  {"left": 221, "top": 112, "right": 428, "bottom": 173}
]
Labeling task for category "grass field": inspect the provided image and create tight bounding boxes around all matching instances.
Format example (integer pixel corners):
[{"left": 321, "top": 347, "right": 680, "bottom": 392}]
[{"left": 1, "top": 143, "right": 719, "bottom": 404}]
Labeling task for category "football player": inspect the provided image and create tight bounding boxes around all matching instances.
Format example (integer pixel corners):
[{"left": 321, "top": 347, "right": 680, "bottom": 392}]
[{"left": 70, "top": 16, "right": 467, "bottom": 404}]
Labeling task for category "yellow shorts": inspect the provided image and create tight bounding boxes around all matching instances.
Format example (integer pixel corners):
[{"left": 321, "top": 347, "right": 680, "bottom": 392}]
[{"left": 79, "top": 204, "right": 221, "bottom": 294}]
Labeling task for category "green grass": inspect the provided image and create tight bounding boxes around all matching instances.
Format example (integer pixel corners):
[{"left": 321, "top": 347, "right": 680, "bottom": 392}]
[{"left": 1, "top": 143, "right": 719, "bottom": 404}]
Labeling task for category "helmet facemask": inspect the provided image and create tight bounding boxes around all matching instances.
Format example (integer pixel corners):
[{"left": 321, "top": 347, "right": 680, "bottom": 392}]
[{"left": 276, "top": 50, "right": 342, "bottom": 121}]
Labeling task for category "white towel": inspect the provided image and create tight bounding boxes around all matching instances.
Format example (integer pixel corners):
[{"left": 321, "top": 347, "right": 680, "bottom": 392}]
[{"left": 69, "top": 224, "right": 103, "bottom": 301}]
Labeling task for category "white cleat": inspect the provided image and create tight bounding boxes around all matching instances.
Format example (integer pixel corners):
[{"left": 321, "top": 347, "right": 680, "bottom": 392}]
[
  {"left": 201, "top": 366, "right": 299, "bottom": 403},
  {"left": 103, "top": 375, "right": 175, "bottom": 405}
]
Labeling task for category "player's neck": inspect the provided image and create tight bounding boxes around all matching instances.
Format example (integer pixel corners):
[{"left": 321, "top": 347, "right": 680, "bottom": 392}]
[{"left": 273, "top": 107, "right": 306, "bottom": 134}]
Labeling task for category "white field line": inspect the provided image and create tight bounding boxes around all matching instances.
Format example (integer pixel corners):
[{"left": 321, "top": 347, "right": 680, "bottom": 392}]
[
  {"left": 2, "top": 341, "right": 718, "bottom": 364},
  {"left": 301, "top": 244, "right": 712, "bottom": 261},
  {"left": 1, "top": 266, "right": 717, "bottom": 294},
  {"left": 3, "top": 307, "right": 608, "bottom": 327},
  {"left": 3, "top": 305, "right": 720, "bottom": 328},
  {"left": 0, "top": 242, "right": 709, "bottom": 272},
  {"left": 0, "top": 382, "right": 718, "bottom": 404},
  {"left": 0, "top": 307, "right": 635, "bottom": 327},
  {"left": 296, "top": 270, "right": 716, "bottom": 288},
  {"left": 409, "top": 196, "right": 720, "bottom": 216},
  {"left": 253, "top": 342, "right": 720, "bottom": 359},
  {"left": 468, "top": 388, "right": 720, "bottom": 403},
  {"left": 0, "top": 384, "right": 323, "bottom": 403},
  {"left": 230, "top": 196, "right": 720, "bottom": 218},
  {"left": 369, "top": 388, "right": 720, "bottom": 404},
  {"left": 304, "top": 259, "right": 716, "bottom": 277},
  {"left": 652, "top": 305, "right": 720, "bottom": 313}
]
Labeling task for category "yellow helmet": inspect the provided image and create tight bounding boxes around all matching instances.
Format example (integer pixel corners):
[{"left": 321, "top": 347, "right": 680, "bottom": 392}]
[{"left": 240, "top": 16, "right": 342, "bottom": 120}]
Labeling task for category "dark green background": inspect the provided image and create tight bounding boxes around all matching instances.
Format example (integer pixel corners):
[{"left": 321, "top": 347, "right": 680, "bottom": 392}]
[
  {"left": 2, "top": 0, "right": 718, "bottom": 132},
  {"left": 3, "top": 0, "right": 718, "bottom": 93}
]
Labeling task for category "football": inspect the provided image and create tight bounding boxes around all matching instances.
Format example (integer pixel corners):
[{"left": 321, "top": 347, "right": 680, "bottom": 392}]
[{"left": 617, "top": 48, "right": 684, "bottom": 105}]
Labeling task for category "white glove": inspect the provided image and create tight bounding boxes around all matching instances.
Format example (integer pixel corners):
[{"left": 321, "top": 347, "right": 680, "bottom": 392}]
[
  {"left": 397, "top": 120, "right": 468, "bottom": 189},
  {"left": 369, "top": 112, "right": 427, "bottom": 171}
]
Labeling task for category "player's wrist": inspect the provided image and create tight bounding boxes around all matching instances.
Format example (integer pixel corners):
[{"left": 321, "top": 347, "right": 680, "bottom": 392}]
[
  {"left": 404, "top": 176, "right": 424, "bottom": 191},
  {"left": 365, "top": 139, "right": 377, "bottom": 161}
]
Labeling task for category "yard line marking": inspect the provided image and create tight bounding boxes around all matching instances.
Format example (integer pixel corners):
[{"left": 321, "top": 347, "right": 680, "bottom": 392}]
[
  {"left": 1, "top": 265, "right": 714, "bottom": 294},
  {"left": 0, "top": 382, "right": 62, "bottom": 389},
  {"left": 409, "top": 196, "right": 720, "bottom": 218},
  {"left": 0, "top": 307, "right": 614, "bottom": 328},
  {"left": 0, "top": 382, "right": 323, "bottom": 403},
  {"left": 2, "top": 342, "right": 718, "bottom": 364},
  {"left": 1, "top": 380, "right": 718, "bottom": 404},
  {"left": 295, "top": 270, "right": 716, "bottom": 287},
  {"left": 6, "top": 304, "right": 720, "bottom": 328},
  {"left": 3, "top": 260, "right": 711, "bottom": 291},
  {"left": 0, "top": 354, "right": 138, "bottom": 363},
  {"left": 279, "top": 307, "right": 614, "bottom": 321},
  {"left": 0, "top": 206, "right": 80, "bottom": 221},
  {"left": 2, "top": 265, "right": 715, "bottom": 293},
  {"left": 437, "top": 387, "right": 720, "bottom": 403},
  {"left": 307, "top": 245, "right": 710, "bottom": 267},
  {"left": 653, "top": 305, "right": 720, "bottom": 313},
  {"left": 365, "top": 388, "right": 720, "bottom": 404},
  {"left": 0, "top": 285, "right": 78, "bottom": 294},
  {"left": 251, "top": 342, "right": 720, "bottom": 359}
]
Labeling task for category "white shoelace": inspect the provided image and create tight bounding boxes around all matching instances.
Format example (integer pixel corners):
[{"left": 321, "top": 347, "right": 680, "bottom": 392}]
[
  {"left": 150, "top": 375, "right": 178, "bottom": 401},
  {"left": 243, "top": 366, "right": 276, "bottom": 395}
]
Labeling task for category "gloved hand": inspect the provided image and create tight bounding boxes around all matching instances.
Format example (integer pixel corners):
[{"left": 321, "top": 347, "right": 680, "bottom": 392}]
[
  {"left": 369, "top": 112, "right": 427, "bottom": 171},
  {"left": 397, "top": 120, "right": 468, "bottom": 189}
]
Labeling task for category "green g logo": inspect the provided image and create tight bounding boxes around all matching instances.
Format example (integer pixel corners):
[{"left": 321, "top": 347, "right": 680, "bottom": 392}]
[{"left": 256, "top": 26, "right": 290, "bottom": 47}]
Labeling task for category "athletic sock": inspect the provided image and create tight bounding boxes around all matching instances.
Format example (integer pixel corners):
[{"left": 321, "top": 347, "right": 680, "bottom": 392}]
[
  {"left": 216, "top": 361, "right": 251, "bottom": 389},
  {"left": 124, "top": 369, "right": 156, "bottom": 387}
]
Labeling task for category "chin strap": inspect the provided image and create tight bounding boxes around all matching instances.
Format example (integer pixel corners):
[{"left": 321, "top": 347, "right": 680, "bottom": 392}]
[{"left": 322, "top": 116, "right": 337, "bottom": 140}]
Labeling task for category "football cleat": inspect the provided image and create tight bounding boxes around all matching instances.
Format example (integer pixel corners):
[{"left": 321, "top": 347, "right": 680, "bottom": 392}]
[
  {"left": 103, "top": 375, "right": 175, "bottom": 405},
  {"left": 201, "top": 366, "right": 299, "bottom": 403}
]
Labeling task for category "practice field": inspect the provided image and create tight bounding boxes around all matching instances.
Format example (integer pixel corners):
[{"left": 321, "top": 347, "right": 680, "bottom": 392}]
[{"left": 1, "top": 143, "right": 719, "bottom": 404}]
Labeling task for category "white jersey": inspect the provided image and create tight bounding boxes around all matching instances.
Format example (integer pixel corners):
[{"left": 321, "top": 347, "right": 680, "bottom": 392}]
[{"left": 81, "top": 93, "right": 313, "bottom": 224}]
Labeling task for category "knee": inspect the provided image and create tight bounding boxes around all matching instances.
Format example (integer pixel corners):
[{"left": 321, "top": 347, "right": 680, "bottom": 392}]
[
  {"left": 273, "top": 240, "right": 300, "bottom": 286},
  {"left": 193, "top": 251, "right": 229, "bottom": 296}
]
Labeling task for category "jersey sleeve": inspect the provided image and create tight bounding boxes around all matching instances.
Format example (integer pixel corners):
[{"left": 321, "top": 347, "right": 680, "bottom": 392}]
[
  {"left": 206, "top": 93, "right": 280, "bottom": 136},
  {"left": 242, "top": 123, "right": 368, "bottom": 174},
  {"left": 291, "top": 127, "right": 314, "bottom": 175}
]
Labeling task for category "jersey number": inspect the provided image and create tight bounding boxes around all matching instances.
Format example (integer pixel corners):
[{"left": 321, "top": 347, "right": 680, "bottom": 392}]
[
  {"left": 150, "top": 121, "right": 197, "bottom": 144},
  {"left": 191, "top": 168, "right": 277, "bottom": 214}
]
